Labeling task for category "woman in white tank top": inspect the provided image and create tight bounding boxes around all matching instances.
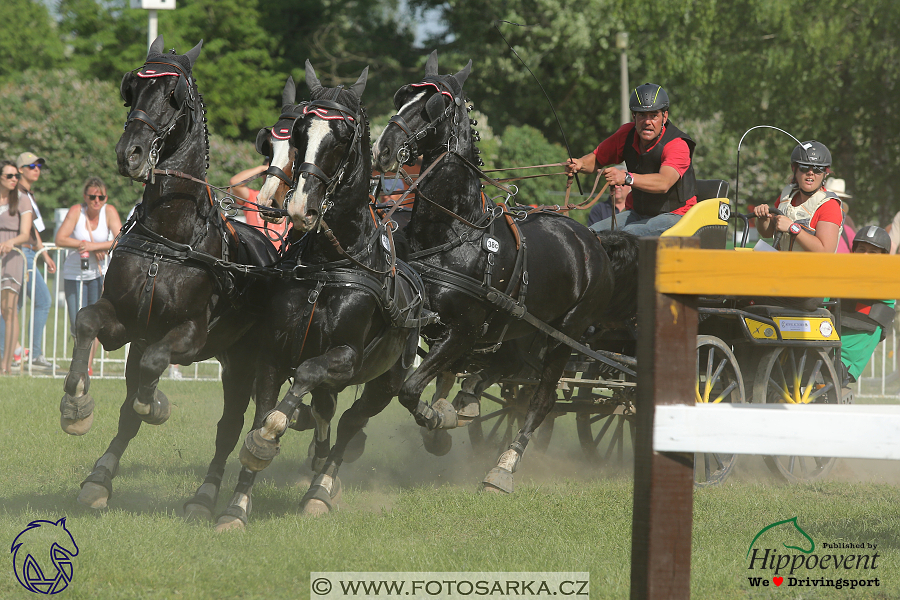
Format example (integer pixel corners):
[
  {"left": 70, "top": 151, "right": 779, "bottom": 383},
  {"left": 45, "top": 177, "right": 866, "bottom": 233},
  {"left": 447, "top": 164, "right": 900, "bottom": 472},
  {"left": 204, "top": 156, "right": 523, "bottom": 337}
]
[{"left": 55, "top": 177, "right": 123, "bottom": 371}]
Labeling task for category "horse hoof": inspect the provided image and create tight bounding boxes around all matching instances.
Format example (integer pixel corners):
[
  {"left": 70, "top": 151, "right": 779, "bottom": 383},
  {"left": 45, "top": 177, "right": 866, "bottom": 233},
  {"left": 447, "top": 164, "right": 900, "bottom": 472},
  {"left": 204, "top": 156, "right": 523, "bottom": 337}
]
[
  {"left": 420, "top": 428, "right": 453, "bottom": 456},
  {"left": 134, "top": 389, "right": 171, "bottom": 425},
  {"left": 302, "top": 499, "right": 330, "bottom": 517},
  {"left": 184, "top": 503, "right": 214, "bottom": 522},
  {"left": 240, "top": 429, "right": 280, "bottom": 471},
  {"left": 300, "top": 474, "right": 341, "bottom": 516},
  {"left": 343, "top": 431, "right": 367, "bottom": 463},
  {"left": 77, "top": 482, "right": 109, "bottom": 509},
  {"left": 431, "top": 398, "right": 459, "bottom": 429},
  {"left": 482, "top": 466, "right": 514, "bottom": 494},
  {"left": 59, "top": 393, "right": 95, "bottom": 435},
  {"left": 214, "top": 516, "right": 246, "bottom": 532}
]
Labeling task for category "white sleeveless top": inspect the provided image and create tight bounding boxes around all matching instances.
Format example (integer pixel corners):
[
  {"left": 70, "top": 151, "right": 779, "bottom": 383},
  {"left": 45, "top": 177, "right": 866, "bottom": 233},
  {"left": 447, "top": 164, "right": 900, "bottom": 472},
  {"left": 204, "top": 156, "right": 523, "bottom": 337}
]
[{"left": 62, "top": 205, "right": 112, "bottom": 281}]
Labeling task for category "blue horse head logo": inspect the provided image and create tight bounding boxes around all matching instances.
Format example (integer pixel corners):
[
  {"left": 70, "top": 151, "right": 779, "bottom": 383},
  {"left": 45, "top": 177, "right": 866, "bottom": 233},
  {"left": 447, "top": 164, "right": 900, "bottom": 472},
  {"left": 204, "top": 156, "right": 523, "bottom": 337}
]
[{"left": 11, "top": 518, "right": 79, "bottom": 594}]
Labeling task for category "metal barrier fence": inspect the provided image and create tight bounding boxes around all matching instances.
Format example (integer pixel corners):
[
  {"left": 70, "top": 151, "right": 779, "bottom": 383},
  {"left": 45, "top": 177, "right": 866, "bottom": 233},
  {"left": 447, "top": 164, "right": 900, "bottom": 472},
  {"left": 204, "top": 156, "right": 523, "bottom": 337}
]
[{"left": 14, "top": 245, "right": 222, "bottom": 380}]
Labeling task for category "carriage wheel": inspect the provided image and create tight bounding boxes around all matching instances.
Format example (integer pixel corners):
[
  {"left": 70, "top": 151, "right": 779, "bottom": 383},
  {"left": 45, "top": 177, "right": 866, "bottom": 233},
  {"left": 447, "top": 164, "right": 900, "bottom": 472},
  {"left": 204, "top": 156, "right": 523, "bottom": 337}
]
[
  {"left": 694, "top": 336, "right": 745, "bottom": 487},
  {"left": 754, "top": 347, "right": 842, "bottom": 483},
  {"left": 468, "top": 384, "right": 554, "bottom": 454},
  {"left": 576, "top": 408, "right": 635, "bottom": 468}
]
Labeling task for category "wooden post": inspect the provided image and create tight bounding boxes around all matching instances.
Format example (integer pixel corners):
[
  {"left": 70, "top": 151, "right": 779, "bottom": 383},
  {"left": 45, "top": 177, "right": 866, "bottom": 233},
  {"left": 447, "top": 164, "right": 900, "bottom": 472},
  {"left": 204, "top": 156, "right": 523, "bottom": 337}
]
[{"left": 630, "top": 237, "right": 698, "bottom": 600}]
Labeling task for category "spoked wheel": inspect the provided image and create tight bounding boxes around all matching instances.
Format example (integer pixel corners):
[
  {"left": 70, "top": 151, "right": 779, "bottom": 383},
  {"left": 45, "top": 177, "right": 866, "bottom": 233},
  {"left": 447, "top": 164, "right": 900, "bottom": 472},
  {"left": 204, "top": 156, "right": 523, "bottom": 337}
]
[
  {"left": 694, "top": 336, "right": 745, "bottom": 487},
  {"left": 468, "top": 384, "right": 554, "bottom": 454},
  {"left": 754, "top": 347, "right": 842, "bottom": 483},
  {"left": 576, "top": 406, "right": 636, "bottom": 468}
]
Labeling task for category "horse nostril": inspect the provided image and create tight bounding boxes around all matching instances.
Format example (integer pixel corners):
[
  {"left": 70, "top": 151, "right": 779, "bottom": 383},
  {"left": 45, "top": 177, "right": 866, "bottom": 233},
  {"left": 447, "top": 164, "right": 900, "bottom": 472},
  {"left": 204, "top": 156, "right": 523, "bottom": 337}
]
[{"left": 127, "top": 146, "right": 144, "bottom": 167}]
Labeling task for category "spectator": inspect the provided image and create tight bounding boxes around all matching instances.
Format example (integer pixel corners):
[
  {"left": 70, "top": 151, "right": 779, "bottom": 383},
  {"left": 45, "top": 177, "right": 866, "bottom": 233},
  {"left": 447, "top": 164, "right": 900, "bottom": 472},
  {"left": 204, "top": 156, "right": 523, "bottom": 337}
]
[
  {"left": 0, "top": 152, "right": 56, "bottom": 369},
  {"left": 827, "top": 177, "right": 856, "bottom": 253},
  {"left": 587, "top": 173, "right": 631, "bottom": 227},
  {"left": 55, "top": 177, "right": 122, "bottom": 373},
  {"left": 229, "top": 162, "right": 289, "bottom": 249},
  {"left": 0, "top": 160, "right": 34, "bottom": 374}
]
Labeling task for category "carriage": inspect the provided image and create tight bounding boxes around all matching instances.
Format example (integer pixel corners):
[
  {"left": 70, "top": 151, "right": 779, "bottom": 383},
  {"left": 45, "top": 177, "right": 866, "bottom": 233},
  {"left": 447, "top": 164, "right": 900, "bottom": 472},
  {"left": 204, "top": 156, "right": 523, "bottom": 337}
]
[{"left": 461, "top": 180, "right": 848, "bottom": 487}]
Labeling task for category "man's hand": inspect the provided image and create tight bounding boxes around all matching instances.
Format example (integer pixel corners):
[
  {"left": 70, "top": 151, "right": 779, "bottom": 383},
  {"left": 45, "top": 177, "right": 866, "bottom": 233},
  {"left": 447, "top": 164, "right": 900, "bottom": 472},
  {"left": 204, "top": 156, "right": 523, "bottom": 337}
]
[
  {"left": 565, "top": 157, "right": 583, "bottom": 176},
  {"left": 602, "top": 167, "right": 626, "bottom": 187}
]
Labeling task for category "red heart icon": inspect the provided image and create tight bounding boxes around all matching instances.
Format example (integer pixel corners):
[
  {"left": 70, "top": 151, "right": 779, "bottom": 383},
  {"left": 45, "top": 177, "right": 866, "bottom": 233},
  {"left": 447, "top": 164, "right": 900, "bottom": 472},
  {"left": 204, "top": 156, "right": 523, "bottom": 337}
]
[{"left": 773, "top": 577, "right": 783, "bottom": 586}]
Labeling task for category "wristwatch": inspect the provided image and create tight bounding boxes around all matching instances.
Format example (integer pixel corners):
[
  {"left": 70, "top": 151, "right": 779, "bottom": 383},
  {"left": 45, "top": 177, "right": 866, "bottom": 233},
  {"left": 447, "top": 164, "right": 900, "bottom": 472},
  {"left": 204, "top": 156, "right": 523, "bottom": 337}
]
[
  {"left": 624, "top": 172, "right": 634, "bottom": 186},
  {"left": 788, "top": 223, "right": 802, "bottom": 236}
]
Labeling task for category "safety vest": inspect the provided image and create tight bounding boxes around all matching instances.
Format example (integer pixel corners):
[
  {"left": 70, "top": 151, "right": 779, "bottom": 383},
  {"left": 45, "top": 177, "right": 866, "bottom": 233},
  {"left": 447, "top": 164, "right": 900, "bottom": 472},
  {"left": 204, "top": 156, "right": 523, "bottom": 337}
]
[
  {"left": 623, "top": 122, "right": 697, "bottom": 216},
  {"left": 776, "top": 184, "right": 843, "bottom": 252}
]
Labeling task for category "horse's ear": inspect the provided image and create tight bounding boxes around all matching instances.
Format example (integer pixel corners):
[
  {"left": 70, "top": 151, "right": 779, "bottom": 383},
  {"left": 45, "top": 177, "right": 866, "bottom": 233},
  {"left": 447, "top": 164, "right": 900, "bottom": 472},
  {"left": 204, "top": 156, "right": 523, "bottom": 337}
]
[
  {"left": 184, "top": 40, "right": 203, "bottom": 68},
  {"left": 349, "top": 67, "right": 368, "bottom": 99},
  {"left": 305, "top": 60, "right": 323, "bottom": 95},
  {"left": 425, "top": 50, "right": 439, "bottom": 76},
  {"left": 452, "top": 60, "right": 472, "bottom": 89},
  {"left": 147, "top": 35, "right": 165, "bottom": 58},
  {"left": 282, "top": 76, "right": 296, "bottom": 106}
]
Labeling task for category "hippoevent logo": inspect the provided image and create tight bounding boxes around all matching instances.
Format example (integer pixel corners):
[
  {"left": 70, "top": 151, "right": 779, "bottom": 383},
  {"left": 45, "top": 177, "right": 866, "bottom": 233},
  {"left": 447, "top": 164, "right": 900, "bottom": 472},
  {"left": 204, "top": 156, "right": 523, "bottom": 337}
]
[
  {"left": 746, "top": 516, "right": 880, "bottom": 591},
  {"left": 10, "top": 518, "right": 79, "bottom": 594}
]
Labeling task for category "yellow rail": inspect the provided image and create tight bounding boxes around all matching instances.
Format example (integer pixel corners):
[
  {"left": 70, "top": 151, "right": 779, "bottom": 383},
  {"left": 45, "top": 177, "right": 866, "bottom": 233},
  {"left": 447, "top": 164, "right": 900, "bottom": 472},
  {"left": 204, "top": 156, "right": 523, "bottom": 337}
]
[{"left": 655, "top": 248, "right": 900, "bottom": 298}]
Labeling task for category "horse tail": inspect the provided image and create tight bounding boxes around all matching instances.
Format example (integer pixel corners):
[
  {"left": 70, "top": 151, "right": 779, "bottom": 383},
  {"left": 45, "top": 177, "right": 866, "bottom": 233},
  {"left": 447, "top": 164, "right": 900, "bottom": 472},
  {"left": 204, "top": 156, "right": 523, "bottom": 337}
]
[{"left": 596, "top": 229, "right": 640, "bottom": 325}]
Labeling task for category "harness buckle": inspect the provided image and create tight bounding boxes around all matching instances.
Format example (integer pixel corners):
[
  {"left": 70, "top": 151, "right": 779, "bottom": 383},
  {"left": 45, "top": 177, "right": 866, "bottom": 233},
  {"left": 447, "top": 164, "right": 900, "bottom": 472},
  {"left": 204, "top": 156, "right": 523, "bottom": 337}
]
[
  {"left": 397, "top": 146, "right": 411, "bottom": 166},
  {"left": 148, "top": 261, "right": 159, "bottom": 277},
  {"left": 308, "top": 289, "right": 319, "bottom": 304}
]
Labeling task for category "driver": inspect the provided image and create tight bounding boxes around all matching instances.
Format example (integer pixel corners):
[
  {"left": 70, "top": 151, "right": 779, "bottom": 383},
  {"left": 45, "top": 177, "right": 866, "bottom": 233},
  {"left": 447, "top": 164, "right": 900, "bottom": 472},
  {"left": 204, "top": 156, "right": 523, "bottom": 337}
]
[
  {"left": 566, "top": 83, "right": 698, "bottom": 236},
  {"left": 753, "top": 141, "right": 843, "bottom": 253}
]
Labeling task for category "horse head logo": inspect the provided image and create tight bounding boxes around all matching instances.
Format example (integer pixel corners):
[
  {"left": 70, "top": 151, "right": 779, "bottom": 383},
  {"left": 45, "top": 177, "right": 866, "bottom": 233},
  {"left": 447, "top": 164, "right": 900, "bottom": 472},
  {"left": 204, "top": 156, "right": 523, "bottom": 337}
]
[
  {"left": 747, "top": 516, "right": 815, "bottom": 558},
  {"left": 10, "top": 518, "right": 79, "bottom": 594}
]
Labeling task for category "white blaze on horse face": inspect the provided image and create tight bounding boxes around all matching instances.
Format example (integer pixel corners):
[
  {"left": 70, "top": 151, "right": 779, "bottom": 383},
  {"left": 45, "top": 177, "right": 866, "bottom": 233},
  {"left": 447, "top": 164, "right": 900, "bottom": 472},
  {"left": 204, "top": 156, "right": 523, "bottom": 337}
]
[
  {"left": 373, "top": 91, "right": 427, "bottom": 171},
  {"left": 256, "top": 138, "right": 290, "bottom": 209},
  {"left": 289, "top": 118, "right": 332, "bottom": 230}
]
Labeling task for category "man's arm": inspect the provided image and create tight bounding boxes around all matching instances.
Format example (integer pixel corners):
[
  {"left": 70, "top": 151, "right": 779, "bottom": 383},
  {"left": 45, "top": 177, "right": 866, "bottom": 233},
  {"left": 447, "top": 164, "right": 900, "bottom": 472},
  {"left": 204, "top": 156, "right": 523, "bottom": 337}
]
[{"left": 229, "top": 165, "right": 268, "bottom": 202}]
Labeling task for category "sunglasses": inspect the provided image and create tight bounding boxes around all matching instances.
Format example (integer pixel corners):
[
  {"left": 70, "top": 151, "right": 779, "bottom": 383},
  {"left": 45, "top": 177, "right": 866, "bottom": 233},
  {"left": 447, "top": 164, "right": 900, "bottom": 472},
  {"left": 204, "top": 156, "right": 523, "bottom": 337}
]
[
  {"left": 87, "top": 194, "right": 107, "bottom": 201},
  {"left": 24, "top": 163, "right": 44, "bottom": 170},
  {"left": 2, "top": 173, "right": 20, "bottom": 180},
  {"left": 796, "top": 163, "right": 826, "bottom": 174}
]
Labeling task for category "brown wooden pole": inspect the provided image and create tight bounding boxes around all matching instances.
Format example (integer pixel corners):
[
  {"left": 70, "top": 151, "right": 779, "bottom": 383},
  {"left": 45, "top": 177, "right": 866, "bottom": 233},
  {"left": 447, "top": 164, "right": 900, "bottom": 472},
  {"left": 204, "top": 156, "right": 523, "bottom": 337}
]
[{"left": 630, "top": 237, "right": 698, "bottom": 600}]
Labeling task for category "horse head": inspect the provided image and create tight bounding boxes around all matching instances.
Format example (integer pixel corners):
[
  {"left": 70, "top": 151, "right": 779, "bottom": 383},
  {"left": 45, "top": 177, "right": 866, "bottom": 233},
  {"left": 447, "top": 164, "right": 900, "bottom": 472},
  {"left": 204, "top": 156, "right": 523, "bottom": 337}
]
[
  {"left": 272, "top": 60, "right": 369, "bottom": 233},
  {"left": 254, "top": 76, "right": 301, "bottom": 225},
  {"left": 373, "top": 50, "right": 472, "bottom": 173},
  {"left": 115, "top": 35, "right": 204, "bottom": 182}
]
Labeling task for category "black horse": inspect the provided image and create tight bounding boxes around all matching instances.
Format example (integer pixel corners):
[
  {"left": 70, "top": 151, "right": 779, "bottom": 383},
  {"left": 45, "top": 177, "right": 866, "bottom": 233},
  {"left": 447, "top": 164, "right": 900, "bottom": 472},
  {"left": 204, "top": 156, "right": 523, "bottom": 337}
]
[
  {"left": 373, "top": 51, "right": 620, "bottom": 492},
  {"left": 239, "top": 61, "right": 429, "bottom": 516},
  {"left": 60, "top": 37, "right": 281, "bottom": 520}
]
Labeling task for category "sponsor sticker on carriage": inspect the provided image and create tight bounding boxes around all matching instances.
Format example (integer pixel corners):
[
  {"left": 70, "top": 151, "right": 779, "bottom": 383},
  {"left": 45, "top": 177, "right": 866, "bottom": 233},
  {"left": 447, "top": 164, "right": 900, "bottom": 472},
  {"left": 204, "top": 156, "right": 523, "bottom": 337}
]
[
  {"left": 718, "top": 201, "right": 731, "bottom": 222},
  {"left": 311, "top": 572, "right": 588, "bottom": 598},
  {"left": 744, "top": 516, "right": 882, "bottom": 592},
  {"left": 778, "top": 319, "right": 812, "bottom": 333}
]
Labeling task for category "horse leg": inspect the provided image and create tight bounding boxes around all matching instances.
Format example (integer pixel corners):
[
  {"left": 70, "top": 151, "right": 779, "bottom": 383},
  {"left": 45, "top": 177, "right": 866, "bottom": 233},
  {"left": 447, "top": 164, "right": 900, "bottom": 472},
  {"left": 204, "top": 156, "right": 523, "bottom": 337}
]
[
  {"left": 184, "top": 350, "right": 255, "bottom": 522},
  {"left": 482, "top": 343, "right": 570, "bottom": 494},
  {"left": 419, "top": 370, "right": 456, "bottom": 456},
  {"left": 398, "top": 331, "right": 474, "bottom": 430},
  {"left": 307, "top": 390, "right": 338, "bottom": 473},
  {"left": 61, "top": 299, "right": 126, "bottom": 435},
  {"left": 217, "top": 361, "right": 283, "bottom": 531},
  {"left": 77, "top": 348, "right": 143, "bottom": 508},
  {"left": 301, "top": 363, "right": 406, "bottom": 516},
  {"left": 241, "top": 346, "right": 359, "bottom": 472},
  {"left": 133, "top": 319, "right": 206, "bottom": 425}
]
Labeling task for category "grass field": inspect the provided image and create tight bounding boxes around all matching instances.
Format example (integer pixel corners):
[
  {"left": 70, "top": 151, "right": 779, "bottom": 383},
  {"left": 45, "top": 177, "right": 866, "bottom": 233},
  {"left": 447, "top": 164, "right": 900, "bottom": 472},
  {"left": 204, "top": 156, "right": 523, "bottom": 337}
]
[{"left": 1, "top": 377, "right": 898, "bottom": 599}]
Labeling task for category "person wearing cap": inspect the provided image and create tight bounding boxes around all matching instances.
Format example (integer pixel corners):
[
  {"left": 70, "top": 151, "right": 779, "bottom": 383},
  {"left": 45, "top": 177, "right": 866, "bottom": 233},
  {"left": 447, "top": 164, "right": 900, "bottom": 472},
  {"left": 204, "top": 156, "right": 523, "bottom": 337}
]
[
  {"left": 753, "top": 141, "right": 843, "bottom": 253},
  {"left": 826, "top": 177, "right": 856, "bottom": 253},
  {"left": 566, "top": 82, "right": 698, "bottom": 236},
  {"left": 839, "top": 225, "right": 895, "bottom": 387},
  {"left": 0, "top": 152, "right": 56, "bottom": 370}
]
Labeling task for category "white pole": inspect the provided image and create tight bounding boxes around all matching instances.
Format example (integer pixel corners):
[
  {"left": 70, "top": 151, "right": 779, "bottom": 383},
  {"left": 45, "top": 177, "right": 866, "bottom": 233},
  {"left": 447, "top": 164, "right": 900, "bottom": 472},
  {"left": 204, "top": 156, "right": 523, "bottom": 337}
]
[
  {"left": 148, "top": 9, "right": 158, "bottom": 49},
  {"left": 616, "top": 32, "right": 630, "bottom": 125}
]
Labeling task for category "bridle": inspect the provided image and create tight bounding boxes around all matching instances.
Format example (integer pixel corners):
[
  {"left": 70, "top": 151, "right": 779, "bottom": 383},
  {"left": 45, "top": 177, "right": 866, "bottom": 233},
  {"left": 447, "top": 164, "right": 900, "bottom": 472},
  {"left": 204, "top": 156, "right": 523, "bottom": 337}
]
[
  {"left": 388, "top": 78, "right": 462, "bottom": 166},
  {"left": 255, "top": 103, "right": 305, "bottom": 187},
  {"left": 283, "top": 87, "right": 366, "bottom": 233},
  {"left": 120, "top": 57, "right": 201, "bottom": 182}
]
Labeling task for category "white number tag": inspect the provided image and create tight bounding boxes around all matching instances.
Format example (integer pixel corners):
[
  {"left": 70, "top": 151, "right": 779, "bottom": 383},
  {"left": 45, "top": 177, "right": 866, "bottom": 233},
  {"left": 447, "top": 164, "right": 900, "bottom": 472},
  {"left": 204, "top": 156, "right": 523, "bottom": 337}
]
[{"left": 483, "top": 237, "right": 500, "bottom": 253}]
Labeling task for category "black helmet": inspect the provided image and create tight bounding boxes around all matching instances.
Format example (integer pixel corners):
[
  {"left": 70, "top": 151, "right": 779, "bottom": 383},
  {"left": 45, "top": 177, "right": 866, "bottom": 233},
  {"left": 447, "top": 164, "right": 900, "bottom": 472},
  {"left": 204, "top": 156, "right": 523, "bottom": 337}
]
[
  {"left": 790, "top": 140, "right": 832, "bottom": 168},
  {"left": 852, "top": 225, "right": 891, "bottom": 254},
  {"left": 629, "top": 83, "right": 669, "bottom": 112}
]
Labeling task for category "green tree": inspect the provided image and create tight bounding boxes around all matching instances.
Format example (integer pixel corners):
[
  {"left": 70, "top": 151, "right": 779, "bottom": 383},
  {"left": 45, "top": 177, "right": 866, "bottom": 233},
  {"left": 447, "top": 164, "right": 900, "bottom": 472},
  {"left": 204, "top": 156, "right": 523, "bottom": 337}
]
[{"left": 0, "top": 0, "right": 65, "bottom": 82}]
